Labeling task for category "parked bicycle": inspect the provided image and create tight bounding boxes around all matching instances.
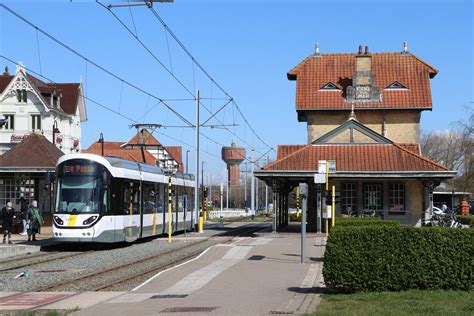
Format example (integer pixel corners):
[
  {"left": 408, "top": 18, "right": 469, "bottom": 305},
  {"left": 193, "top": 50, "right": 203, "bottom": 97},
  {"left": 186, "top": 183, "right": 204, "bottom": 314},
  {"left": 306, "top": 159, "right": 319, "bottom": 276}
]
[{"left": 428, "top": 206, "right": 462, "bottom": 228}]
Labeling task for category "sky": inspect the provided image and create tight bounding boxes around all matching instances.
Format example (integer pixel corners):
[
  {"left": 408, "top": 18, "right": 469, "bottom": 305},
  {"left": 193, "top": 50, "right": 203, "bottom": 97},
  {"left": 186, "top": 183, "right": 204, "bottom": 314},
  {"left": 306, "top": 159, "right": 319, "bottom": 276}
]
[{"left": 0, "top": 0, "right": 472, "bottom": 183}]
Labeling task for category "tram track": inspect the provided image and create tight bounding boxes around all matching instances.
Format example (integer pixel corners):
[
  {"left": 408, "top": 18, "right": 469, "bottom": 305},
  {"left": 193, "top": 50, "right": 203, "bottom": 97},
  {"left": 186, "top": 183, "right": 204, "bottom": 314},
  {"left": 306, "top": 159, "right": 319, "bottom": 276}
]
[
  {"left": 0, "top": 250, "right": 93, "bottom": 273},
  {"left": 35, "top": 223, "right": 269, "bottom": 292}
]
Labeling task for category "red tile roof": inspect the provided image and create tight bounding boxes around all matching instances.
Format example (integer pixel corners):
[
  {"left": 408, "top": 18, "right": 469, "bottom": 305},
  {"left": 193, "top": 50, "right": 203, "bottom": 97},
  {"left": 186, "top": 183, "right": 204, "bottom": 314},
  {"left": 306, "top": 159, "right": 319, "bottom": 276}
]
[
  {"left": 164, "top": 146, "right": 183, "bottom": 172},
  {"left": 126, "top": 129, "right": 162, "bottom": 146},
  {"left": 0, "top": 71, "right": 81, "bottom": 115},
  {"left": 0, "top": 133, "right": 63, "bottom": 168},
  {"left": 397, "top": 143, "right": 421, "bottom": 155},
  {"left": 263, "top": 144, "right": 447, "bottom": 172},
  {"left": 277, "top": 145, "right": 307, "bottom": 160},
  {"left": 288, "top": 53, "right": 438, "bottom": 111},
  {"left": 82, "top": 148, "right": 157, "bottom": 166},
  {"left": 87, "top": 141, "right": 124, "bottom": 151}
]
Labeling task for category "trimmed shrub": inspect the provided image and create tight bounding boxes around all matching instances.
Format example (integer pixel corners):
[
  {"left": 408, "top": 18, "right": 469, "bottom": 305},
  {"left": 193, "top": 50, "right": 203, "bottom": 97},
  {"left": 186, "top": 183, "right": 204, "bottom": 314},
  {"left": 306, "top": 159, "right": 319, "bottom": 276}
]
[
  {"left": 323, "top": 225, "right": 474, "bottom": 293},
  {"left": 336, "top": 217, "right": 400, "bottom": 227},
  {"left": 458, "top": 215, "right": 474, "bottom": 228}
]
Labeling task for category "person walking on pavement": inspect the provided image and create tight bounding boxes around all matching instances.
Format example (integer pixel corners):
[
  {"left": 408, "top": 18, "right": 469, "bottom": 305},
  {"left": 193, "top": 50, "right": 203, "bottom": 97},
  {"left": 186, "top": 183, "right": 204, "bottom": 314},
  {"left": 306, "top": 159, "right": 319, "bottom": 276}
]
[
  {"left": 19, "top": 195, "right": 28, "bottom": 235},
  {"left": 27, "top": 200, "right": 43, "bottom": 242},
  {"left": 1, "top": 201, "right": 15, "bottom": 244}
]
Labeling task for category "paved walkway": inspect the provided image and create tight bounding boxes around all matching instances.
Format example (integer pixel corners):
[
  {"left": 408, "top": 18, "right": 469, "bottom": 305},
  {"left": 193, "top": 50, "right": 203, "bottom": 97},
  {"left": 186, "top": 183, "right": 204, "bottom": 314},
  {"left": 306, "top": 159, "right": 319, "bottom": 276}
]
[
  {"left": 0, "top": 232, "right": 326, "bottom": 315},
  {"left": 0, "top": 233, "right": 57, "bottom": 259}
]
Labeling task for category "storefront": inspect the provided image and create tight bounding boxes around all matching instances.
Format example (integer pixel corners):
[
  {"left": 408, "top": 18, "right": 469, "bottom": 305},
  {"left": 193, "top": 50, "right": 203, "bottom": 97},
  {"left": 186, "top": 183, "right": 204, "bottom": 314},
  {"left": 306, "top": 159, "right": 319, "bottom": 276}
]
[{"left": 0, "top": 133, "right": 63, "bottom": 218}]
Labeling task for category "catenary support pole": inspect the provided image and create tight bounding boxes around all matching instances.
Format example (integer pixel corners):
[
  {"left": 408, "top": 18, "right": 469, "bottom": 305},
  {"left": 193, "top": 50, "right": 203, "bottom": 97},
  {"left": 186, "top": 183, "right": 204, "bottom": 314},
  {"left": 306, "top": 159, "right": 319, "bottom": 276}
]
[
  {"left": 251, "top": 148, "right": 255, "bottom": 216},
  {"left": 194, "top": 89, "right": 200, "bottom": 232}
]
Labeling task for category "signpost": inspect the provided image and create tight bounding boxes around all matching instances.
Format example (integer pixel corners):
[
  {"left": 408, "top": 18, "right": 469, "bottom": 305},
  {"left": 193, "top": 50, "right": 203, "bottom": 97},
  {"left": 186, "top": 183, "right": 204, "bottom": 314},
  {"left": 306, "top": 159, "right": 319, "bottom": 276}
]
[{"left": 316, "top": 160, "right": 337, "bottom": 235}]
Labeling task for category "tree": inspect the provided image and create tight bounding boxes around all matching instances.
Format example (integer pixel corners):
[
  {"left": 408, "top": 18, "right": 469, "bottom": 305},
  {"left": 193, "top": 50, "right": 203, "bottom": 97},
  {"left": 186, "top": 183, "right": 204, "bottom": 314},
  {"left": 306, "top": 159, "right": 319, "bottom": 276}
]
[{"left": 421, "top": 109, "right": 474, "bottom": 195}]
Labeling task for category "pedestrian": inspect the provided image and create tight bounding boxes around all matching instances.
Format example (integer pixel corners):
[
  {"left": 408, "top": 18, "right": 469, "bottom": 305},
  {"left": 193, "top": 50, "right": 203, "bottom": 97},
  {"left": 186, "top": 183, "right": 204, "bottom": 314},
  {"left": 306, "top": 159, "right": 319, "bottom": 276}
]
[
  {"left": 18, "top": 195, "right": 28, "bottom": 235},
  {"left": 1, "top": 201, "right": 15, "bottom": 244},
  {"left": 27, "top": 200, "right": 43, "bottom": 242}
]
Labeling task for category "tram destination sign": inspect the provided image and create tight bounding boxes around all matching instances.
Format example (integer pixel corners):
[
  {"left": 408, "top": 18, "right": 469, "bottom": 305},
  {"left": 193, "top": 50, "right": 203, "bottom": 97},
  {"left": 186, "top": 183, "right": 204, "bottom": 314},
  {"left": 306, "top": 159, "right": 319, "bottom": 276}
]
[{"left": 64, "top": 164, "right": 96, "bottom": 174}]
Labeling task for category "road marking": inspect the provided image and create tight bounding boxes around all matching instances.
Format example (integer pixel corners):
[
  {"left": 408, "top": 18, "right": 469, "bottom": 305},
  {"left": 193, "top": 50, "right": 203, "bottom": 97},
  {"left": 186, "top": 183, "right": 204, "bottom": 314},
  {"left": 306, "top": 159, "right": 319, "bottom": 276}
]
[
  {"left": 300, "top": 264, "right": 319, "bottom": 288},
  {"left": 132, "top": 244, "right": 215, "bottom": 291},
  {"left": 132, "top": 236, "right": 268, "bottom": 293},
  {"left": 158, "top": 245, "right": 253, "bottom": 296}
]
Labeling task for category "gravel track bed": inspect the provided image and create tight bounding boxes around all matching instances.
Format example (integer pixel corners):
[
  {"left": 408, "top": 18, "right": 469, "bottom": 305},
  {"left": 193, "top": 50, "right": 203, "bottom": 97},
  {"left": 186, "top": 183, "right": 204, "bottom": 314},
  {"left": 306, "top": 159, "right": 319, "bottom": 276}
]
[
  {"left": 0, "top": 227, "right": 232, "bottom": 292},
  {"left": 0, "top": 251, "right": 85, "bottom": 272}
]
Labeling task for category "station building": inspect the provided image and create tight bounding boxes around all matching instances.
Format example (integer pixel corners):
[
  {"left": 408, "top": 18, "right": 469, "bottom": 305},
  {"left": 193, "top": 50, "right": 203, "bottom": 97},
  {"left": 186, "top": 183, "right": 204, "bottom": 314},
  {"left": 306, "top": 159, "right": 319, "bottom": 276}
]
[
  {"left": 0, "top": 63, "right": 86, "bottom": 214},
  {"left": 255, "top": 45, "right": 456, "bottom": 230}
]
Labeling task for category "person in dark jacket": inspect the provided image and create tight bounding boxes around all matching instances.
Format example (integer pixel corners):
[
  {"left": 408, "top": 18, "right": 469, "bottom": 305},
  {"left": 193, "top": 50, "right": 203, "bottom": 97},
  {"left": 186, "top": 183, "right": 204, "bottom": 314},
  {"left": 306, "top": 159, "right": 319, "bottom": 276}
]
[
  {"left": 18, "top": 196, "right": 28, "bottom": 235},
  {"left": 1, "top": 201, "right": 15, "bottom": 244},
  {"left": 27, "top": 200, "right": 43, "bottom": 242}
]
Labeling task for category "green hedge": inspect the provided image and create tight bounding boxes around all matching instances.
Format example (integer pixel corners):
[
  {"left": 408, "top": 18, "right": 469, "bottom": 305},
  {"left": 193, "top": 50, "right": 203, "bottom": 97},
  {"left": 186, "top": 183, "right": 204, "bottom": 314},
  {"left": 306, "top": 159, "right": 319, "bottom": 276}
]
[
  {"left": 323, "top": 225, "right": 474, "bottom": 293},
  {"left": 336, "top": 217, "right": 400, "bottom": 227},
  {"left": 458, "top": 215, "right": 474, "bottom": 228}
]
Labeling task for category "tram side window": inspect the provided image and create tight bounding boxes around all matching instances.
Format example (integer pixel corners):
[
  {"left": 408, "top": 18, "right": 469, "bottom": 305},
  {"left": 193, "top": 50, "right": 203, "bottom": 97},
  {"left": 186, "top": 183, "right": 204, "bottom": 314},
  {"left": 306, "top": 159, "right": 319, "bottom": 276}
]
[
  {"left": 186, "top": 187, "right": 194, "bottom": 212},
  {"left": 109, "top": 178, "right": 123, "bottom": 215},
  {"left": 102, "top": 188, "right": 109, "bottom": 214},
  {"left": 177, "top": 186, "right": 184, "bottom": 213},
  {"left": 143, "top": 182, "right": 156, "bottom": 214},
  {"left": 123, "top": 181, "right": 139, "bottom": 215},
  {"left": 171, "top": 185, "right": 177, "bottom": 213},
  {"left": 157, "top": 183, "right": 165, "bottom": 214}
]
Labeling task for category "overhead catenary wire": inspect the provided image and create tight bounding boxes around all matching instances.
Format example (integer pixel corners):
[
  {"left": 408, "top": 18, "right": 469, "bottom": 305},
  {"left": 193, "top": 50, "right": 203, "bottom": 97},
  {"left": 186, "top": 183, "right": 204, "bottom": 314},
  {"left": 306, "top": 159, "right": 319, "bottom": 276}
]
[
  {"left": 97, "top": 1, "right": 259, "bottom": 155},
  {"left": 0, "top": 55, "right": 222, "bottom": 160},
  {"left": 147, "top": 6, "right": 274, "bottom": 152},
  {"left": 0, "top": 3, "right": 194, "bottom": 127},
  {"left": 100, "top": 2, "right": 272, "bottom": 158}
]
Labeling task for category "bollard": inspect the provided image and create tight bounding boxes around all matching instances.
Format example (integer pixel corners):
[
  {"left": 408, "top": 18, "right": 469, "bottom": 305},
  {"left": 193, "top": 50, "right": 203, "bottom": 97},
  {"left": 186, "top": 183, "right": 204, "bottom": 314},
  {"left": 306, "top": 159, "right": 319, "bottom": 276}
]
[{"left": 198, "top": 210, "right": 204, "bottom": 233}]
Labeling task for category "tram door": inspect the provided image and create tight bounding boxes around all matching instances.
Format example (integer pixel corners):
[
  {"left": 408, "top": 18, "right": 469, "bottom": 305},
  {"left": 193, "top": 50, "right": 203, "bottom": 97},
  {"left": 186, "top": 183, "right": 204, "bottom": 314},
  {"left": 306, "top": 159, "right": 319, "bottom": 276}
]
[{"left": 123, "top": 181, "right": 140, "bottom": 242}]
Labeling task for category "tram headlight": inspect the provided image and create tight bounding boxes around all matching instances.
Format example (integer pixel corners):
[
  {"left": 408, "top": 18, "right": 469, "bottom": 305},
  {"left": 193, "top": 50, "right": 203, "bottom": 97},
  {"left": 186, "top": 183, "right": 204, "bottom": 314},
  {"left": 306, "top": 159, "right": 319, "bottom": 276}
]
[
  {"left": 53, "top": 216, "right": 64, "bottom": 225},
  {"left": 83, "top": 216, "right": 98, "bottom": 225}
]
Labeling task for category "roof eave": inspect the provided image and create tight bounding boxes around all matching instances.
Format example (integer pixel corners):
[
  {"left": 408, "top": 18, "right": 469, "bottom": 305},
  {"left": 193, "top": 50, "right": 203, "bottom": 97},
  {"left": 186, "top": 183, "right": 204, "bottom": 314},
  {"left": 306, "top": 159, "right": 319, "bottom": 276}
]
[
  {"left": 255, "top": 170, "right": 457, "bottom": 179},
  {"left": 296, "top": 106, "right": 432, "bottom": 111}
]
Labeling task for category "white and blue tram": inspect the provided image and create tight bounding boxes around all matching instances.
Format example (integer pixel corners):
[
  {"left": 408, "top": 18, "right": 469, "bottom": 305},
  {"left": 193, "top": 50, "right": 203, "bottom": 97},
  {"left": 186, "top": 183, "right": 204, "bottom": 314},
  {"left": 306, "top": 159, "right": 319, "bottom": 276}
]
[{"left": 52, "top": 153, "right": 195, "bottom": 243}]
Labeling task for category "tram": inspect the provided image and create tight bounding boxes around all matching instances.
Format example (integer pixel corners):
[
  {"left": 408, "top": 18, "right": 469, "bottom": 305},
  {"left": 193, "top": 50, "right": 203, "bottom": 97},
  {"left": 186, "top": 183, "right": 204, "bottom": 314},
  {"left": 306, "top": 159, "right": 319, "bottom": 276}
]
[{"left": 52, "top": 153, "right": 195, "bottom": 243}]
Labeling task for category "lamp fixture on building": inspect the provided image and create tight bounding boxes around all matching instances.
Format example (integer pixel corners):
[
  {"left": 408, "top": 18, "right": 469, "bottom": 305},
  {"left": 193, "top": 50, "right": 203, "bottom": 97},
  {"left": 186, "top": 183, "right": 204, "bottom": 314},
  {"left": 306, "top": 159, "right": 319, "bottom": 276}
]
[{"left": 52, "top": 120, "right": 60, "bottom": 145}]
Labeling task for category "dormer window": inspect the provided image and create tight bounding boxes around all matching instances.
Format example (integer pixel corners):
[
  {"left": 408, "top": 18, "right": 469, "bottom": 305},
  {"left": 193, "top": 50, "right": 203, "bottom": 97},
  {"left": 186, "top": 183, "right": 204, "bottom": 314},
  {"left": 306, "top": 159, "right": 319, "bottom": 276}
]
[
  {"left": 319, "top": 82, "right": 340, "bottom": 91},
  {"left": 16, "top": 89, "right": 27, "bottom": 103},
  {"left": 53, "top": 96, "right": 59, "bottom": 108},
  {"left": 385, "top": 81, "right": 408, "bottom": 90}
]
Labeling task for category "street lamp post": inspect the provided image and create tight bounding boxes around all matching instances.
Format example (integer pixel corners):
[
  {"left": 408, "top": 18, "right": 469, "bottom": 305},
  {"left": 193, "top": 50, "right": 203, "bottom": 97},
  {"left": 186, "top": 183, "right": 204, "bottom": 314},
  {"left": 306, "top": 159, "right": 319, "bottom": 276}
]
[
  {"left": 98, "top": 133, "right": 104, "bottom": 156},
  {"left": 52, "top": 120, "right": 60, "bottom": 146}
]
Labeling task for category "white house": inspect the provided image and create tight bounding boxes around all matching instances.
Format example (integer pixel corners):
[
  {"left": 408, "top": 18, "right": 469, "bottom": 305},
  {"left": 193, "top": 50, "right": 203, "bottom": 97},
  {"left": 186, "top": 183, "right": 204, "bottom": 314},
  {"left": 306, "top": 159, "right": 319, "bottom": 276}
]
[{"left": 0, "top": 63, "right": 87, "bottom": 154}]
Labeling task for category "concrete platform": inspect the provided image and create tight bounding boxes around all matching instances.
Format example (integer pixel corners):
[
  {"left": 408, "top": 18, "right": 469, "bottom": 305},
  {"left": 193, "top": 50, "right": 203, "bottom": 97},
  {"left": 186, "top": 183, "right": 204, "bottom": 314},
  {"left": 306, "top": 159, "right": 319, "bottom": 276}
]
[
  {"left": 0, "top": 233, "right": 58, "bottom": 259},
  {"left": 24, "top": 233, "right": 326, "bottom": 315}
]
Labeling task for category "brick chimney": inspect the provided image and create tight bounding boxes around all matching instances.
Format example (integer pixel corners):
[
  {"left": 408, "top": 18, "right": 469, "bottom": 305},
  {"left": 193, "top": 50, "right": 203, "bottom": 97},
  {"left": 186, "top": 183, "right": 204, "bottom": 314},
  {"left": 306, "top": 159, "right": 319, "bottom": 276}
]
[
  {"left": 354, "top": 45, "right": 371, "bottom": 86},
  {"left": 345, "top": 45, "right": 381, "bottom": 102},
  {"left": 2, "top": 66, "right": 9, "bottom": 76}
]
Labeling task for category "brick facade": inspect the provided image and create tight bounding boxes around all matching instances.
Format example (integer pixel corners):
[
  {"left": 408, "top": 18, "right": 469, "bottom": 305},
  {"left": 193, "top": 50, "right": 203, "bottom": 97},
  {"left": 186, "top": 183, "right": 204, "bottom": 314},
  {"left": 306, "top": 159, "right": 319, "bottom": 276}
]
[{"left": 306, "top": 110, "right": 420, "bottom": 144}]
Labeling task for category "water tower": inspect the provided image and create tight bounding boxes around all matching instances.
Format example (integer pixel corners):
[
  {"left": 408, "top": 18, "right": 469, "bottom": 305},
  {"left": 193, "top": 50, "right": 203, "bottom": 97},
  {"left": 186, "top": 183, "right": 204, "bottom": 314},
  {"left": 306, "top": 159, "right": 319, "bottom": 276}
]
[{"left": 222, "top": 141, "right": 245, "bottom": 187}]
